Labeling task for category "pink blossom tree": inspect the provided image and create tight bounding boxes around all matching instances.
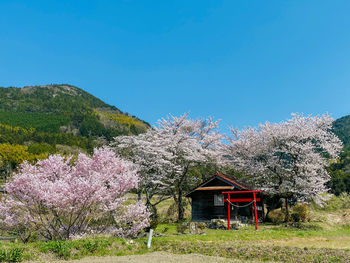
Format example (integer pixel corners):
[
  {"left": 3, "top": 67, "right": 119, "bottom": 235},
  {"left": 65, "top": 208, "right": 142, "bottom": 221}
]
[
  {"left": 0, "top": 147, "right": 150, "bottom": 241},
  {"left": 113, "top": 114, "right": 224, "bottom": 221},
  {"left": 224, "top": 113, "right": 342, "bottom": 203}
]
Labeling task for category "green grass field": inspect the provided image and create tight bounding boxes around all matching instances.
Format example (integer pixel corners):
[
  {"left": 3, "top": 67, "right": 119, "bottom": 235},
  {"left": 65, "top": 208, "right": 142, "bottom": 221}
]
[
  {"left": 1, "top": 196, "right": 350, "bottom": 263},
  {"left": 1, "top": 221, "right": 350, "bottom": 262}
]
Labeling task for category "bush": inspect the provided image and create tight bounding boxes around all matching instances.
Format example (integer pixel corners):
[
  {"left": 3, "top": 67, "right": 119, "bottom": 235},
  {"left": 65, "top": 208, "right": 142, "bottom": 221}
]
[
  {"left": 6, "top": 248, "right": 23, "bottom": 262},
  {"left": 311, "top": 193, "right": 350, "bottom": 211},
  {"left": 0, "top": 249, "right": 5, "bottom": 262},
  {"left": 291, "top": 204, "right": 309, "bottom": 222},
  {"left": 82, "top": 240, "right": 99, "bottom": 253},
  {"left": 325, "top": 193, "right": 350, "bottom": 211},
  {"left": 268, "top": 209, "right": 286, "bottom": 224},
  {"left": 47, "top": 241, "right": 71, "bottom": 259},
  {"left": 0, "top": 248, "right": 24, "bottom": 262}
]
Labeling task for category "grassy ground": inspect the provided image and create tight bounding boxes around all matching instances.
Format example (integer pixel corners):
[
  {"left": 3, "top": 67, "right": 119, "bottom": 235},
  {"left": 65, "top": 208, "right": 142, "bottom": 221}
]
[
  {"left": 152, "top": 223, "right": 350, "bottom": 262},
  {"left": 156, "top": 223, "right": 350, "bottom": 249},
  {"left": 1, "top": 223, "right": 350, "bottom": 263},
  {"left": 1, "top": 197, "right": 350, "bottom": 263}
]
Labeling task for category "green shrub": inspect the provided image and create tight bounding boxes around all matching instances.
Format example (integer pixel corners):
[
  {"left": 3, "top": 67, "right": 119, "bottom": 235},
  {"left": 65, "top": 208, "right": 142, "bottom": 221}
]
[
  {"left": 6, "top": 248, "right": 23, "bottom": 262},
  {"left": 0, "top": 249, "right": 6, "bottom": 262},
  {"left": 27, "top": 143, "right": 56, "bottom": 155},
  {"left": 82, "top": 240, "right": 99, "bottom": 253},
  {"left": 328, "top": 193, "right": 350, "bottom": 210},
  {"left": 46, "top": 241, "right": 71, "bottom": 259},
  {"left": 0, "top": 248, "right": 24, "bottom": 263},
  {"left": 291, "top": 204, "right": 309, "bottom": 222},
  {"left": 312, "top": 193, "right": 350, "bottom": 211},
  {"left": 268, "top": 209, "right": 286, "bottom": 224}
]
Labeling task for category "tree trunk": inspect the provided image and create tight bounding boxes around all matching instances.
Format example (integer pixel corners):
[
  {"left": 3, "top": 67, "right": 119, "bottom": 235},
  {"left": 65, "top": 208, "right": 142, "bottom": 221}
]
[
  {"left": 285, "top": 198, "right": 289, "bottom": 223},
  {"left": 149, "top": 204, "right": 158, "bottom": 221},
  {"left": 145, "top": 196, "right": 158, "bottom": 221},
  {"left": 137, "top": 190, "right": 142, "bottom": 201},
  {"left": 175, "top": 165, "right": 189, "bottom": 222},
  {"left": 177, "top": 189, "right": 184, "bottom": 222}
]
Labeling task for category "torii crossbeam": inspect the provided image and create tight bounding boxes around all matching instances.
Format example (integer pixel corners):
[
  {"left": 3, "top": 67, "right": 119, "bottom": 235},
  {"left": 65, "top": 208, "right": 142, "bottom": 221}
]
[{"left": 222, "top": 190, "right": 262, "bottom": 230}]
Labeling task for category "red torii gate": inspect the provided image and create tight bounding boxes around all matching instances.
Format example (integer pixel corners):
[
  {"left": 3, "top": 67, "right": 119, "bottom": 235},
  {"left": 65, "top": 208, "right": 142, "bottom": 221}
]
[{"left": 222, "top": 190, "right": 262, "bottom": 230}]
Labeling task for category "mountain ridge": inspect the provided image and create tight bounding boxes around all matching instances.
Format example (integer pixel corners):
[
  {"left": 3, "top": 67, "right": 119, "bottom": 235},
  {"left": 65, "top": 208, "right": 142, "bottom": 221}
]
[
  {"left": 333, "top": 114, "right": 350, "bottom": 150},
  {"left": 0, "top": 84, "right": 150, "bottom": 153}
]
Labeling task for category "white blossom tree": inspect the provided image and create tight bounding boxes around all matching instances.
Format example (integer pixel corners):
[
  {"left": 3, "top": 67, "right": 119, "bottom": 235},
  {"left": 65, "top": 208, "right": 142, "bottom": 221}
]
[
  {"left": 113, "top": 113, "right": 224, "bottom": 221},
  {"left": 113, "top": 131, "right": 174, "bottom": 220},
  {"left": 224, "top": 113, "right": 342, "bottom": 203}
]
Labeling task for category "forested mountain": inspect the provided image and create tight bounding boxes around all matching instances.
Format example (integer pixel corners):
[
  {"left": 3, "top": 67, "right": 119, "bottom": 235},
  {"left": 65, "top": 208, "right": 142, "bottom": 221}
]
[
  {"left": 0, "top": 84, "right": 150, "bottom": 180},
  {"left": 0, "top": 84, "right": 149, "bottom": 138},
  {"left": 329, "top": 114, "right": 350, "bottom": 195},
  {"left": 333, "top": 115, "right": 350, "bottom": 150}
]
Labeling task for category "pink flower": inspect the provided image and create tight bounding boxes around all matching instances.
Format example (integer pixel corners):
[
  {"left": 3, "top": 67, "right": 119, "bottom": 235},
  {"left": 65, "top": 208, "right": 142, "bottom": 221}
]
[{"left": 0, "top": 147, "right": 149, "bottom": 240}]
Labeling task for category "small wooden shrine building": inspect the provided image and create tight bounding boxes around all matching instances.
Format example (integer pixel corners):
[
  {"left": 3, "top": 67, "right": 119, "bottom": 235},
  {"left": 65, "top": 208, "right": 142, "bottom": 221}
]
[{"left": 186, "top": 172, "right": 264, "bottom": 225}]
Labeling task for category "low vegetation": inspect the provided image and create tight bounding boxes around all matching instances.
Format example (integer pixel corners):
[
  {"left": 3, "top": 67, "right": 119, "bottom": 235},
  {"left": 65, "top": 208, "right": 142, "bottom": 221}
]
[
  {"left": 1, "top": 194, "right": 350, "bottom": 262},
  {"left": 1, "top": 223, "right": 350, "bottom": 262}
]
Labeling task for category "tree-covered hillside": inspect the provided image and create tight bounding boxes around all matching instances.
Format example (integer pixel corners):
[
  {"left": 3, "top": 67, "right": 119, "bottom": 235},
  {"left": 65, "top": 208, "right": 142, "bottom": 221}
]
[
  {"left": 333, "top": 115, "right": 350, "bottom": 150},
  {"left": 329, "top": 114, "right": 350, "bottom": 195},
  {"left": 0, "top": 84, "right": 150, "bottom": 138},
  {"left": 0, "top": 84, "right": 150, "bottom": 182}
]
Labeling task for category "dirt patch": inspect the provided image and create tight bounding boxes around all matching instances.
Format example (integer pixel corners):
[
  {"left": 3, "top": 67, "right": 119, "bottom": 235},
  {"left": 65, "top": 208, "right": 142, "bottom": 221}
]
[
  {"left": 49, "top": 252, "right": 245, "bottom": 263},
  {"left": 263, "top": 236, "right": 350, "bottom": 249}
]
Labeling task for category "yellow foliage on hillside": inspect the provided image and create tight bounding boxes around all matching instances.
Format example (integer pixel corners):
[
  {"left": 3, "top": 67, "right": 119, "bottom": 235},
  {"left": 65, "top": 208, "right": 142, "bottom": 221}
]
[
  {"left": 0, "top": 143, "right": 47, "bottom": 167},
  {"left": 107, "top": 113, "right": 143, "bottom": 127},
  {"left": 99, "top": 111, "right": 145, "bottom": 128},
  {"left": 0, "top": 123, "right": 35, "bottom": 134}
]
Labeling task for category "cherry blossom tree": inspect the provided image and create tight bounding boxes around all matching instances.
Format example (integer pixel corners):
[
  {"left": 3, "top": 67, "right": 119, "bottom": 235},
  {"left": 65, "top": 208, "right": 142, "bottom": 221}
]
[
  {"left": 113, "top": 131, "right": 174, "bottom": 220},
  {"left": 224, "top": 113, "right": 342, "bottom": 203},
  {"left": 0, "top": 147, "right": 150, "bottom": 241},
  {"left": 113, "top": 114, "right": 224, "bottom": 221}
]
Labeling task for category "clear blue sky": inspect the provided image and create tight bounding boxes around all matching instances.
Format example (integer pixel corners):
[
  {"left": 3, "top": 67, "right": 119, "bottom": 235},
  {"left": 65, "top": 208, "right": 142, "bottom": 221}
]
[{"left": 1, "top": 0, "right": 350, "bottom": 132}]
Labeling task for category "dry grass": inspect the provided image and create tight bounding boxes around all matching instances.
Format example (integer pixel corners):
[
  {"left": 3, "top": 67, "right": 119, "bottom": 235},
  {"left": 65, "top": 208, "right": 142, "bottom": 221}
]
[
  {"left": 47, "top": 252, "right": 254, "bottom": 263},
  {"left": 257, "top": 235, "right": 350, "bottom": 249}
]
